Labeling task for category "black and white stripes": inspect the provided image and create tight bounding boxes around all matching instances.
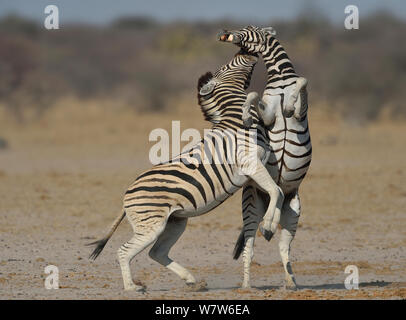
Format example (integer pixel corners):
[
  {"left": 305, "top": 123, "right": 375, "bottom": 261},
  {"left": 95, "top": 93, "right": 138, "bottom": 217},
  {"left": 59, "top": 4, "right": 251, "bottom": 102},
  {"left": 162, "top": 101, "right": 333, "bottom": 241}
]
[
  {"left": 218, "top": 26, "right": 312, "bottom": 289},
  {"left": 88, "top": 49, "right": 283, "bottom": 291}
]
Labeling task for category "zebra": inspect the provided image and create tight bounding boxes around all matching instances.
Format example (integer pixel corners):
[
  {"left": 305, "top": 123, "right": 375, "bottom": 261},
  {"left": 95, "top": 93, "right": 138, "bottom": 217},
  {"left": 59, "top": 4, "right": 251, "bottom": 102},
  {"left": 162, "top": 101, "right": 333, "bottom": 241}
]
[
  {"left": 218, "top": 26, "right": 312, "bottom": 290},
  {"left": 87, "top": 49, "right": 284, "bottom": 291}
]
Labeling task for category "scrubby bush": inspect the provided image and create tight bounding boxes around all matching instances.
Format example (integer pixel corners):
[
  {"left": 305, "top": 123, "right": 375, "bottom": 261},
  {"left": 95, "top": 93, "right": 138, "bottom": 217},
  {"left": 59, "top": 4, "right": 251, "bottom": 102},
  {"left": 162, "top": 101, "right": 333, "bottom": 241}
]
[{"left": 0, "top": 12, "right": 404, "bottom": 122}]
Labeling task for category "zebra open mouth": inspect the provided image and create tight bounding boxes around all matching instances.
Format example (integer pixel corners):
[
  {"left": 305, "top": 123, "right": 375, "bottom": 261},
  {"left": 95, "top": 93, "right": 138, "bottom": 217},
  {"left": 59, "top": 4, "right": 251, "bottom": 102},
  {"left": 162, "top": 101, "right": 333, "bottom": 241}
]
[
  {"left": 219, "top": 33, "right": 234, "bottom": 42},
  {"left": 217, "top": 31, "right": 241, "bottom": 44}
]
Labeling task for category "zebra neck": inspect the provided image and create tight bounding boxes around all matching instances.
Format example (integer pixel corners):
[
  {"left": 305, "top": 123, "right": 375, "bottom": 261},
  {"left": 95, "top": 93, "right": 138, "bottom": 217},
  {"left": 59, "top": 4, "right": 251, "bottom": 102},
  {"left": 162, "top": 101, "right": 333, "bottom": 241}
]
[
  {"left": 199, "top": 91, "right": 247, "bottom": 126},
  {"left": 208, "top": 107, "right": 245, "bottom": 129},
  {"left": 262, "top": 37, "right": 298, "bottom": 91},
  {"left": 199, "top": 100, "right": 223, "bottom": 124}
]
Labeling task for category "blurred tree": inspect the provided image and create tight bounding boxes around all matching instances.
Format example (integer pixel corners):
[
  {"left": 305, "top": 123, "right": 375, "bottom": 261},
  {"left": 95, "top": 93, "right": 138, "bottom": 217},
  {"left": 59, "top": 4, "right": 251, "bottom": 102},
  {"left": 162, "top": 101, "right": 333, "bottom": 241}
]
[
  {"left": 0, "top": 13, "right": 404, "bottom": 122},
  {"left": 112, "top": 16, "right": 158, "bottom": 30}
]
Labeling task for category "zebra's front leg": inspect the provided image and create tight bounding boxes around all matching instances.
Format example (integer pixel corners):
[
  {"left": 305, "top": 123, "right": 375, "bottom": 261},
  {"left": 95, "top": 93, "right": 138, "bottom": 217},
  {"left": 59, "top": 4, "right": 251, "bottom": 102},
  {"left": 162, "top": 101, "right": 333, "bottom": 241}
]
[
  {"left": 246, "top": 160, "right": 284, "bottom": 241},
  {"left": 242, "top": 92, "right": 276, "bottom": 129},
  {"left": 256, "top": 97, "right": 278, "bottom": 127},
  {"left": 259, "top": 190, "right": 284, "bottom": 242},
  {"left": 279, "top": 191, "right": 301, "bottom": 290},
  {"left": 241, "top": 92, "right": 259, "bottom": 128},
  {"left": 284, "top": 77, "right": 308, "bottom": 118}
]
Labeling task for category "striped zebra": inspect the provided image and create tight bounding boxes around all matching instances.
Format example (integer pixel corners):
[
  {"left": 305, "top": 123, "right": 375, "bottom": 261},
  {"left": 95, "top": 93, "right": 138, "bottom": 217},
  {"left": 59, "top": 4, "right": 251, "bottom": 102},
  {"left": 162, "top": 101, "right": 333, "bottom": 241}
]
[
  {"left": 218, "top": 26, "right": 312, "bottom": 289},
  {"left": 88, "top": 49, "right": 284, "bottom": 291}
]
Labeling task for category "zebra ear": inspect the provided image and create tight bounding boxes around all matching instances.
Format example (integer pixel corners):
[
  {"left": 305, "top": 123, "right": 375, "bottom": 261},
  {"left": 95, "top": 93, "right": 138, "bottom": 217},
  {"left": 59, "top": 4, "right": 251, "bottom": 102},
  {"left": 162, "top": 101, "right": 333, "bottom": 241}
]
[
  {"left": 262, "top": 27, "right": 276, "bottom": 36},
  {"left": 197, "top": 72, "right": 213, "bottom": 94},
  {"left": 199, "top": 80, "right": 217, "bottom": 96}
]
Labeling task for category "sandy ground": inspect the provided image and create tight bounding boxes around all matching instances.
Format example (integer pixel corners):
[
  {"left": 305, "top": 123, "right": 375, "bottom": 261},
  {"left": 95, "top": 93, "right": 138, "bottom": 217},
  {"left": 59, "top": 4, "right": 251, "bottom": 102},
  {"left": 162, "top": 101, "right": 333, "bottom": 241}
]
[{"left": 0, "top": 100, "right": 405, "bottom": 299}]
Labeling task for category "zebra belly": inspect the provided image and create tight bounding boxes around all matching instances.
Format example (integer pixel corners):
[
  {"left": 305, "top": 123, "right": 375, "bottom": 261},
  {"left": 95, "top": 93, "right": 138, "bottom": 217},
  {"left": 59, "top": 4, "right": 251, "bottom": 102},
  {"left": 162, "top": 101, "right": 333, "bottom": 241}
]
[
  {"left": 173, "top": 173, "right": 247, "bottom": 218},
  {"left": 279, "top": 156, "right": 311, "bottom": 190},
  {"left": 174, "top": 197, "right": 230, "bottom": 218},
  {"left": 267, "top": 124, "right": 312, "bottom": 194}
]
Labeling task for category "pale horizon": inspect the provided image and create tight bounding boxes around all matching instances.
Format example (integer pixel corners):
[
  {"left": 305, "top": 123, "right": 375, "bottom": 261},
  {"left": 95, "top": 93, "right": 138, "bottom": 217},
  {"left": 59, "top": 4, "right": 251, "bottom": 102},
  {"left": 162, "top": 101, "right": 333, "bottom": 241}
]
[{"left": 0, "top": 0, "right": 405, "bottom": 25}]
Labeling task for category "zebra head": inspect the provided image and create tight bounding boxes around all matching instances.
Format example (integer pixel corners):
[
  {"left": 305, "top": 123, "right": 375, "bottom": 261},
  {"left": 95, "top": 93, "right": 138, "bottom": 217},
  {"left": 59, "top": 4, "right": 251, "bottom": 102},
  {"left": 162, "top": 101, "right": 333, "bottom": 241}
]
[
  {"left": 197, "top": 49, "right": 258, "bottom": 124},
  {"left": 217, "top": 25, "right": 276, "bottom": 54}
]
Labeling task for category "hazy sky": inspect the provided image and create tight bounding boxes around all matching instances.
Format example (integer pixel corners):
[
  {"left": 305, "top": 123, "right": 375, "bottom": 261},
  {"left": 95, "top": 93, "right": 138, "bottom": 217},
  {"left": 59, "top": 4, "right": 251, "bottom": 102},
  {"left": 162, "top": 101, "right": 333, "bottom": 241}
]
[{"left": 0, "top": 0, "right": 405, "bottom": 24}]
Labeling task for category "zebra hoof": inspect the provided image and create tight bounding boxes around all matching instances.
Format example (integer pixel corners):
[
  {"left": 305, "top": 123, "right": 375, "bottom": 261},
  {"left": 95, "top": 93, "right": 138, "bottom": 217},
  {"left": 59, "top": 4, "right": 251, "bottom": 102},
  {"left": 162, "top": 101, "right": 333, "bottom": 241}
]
[
  {"left": 259, "top": 226, "right": 273, "bottom": 241},
  {"left": 125, "top": 279, "right": 147, "bottom": 292},
  {"left": 284, "top": 277, "right": 298, "bottom": 291},
  {"left": 124, "top": 285, "right": 146, "bottom": 292},
  {"left": 243, "top": 118, "right": 253, "bottom": 129},
  {"left": 283, "top": 107, "right": 294, "bottom": 118},
  {"left": 185, "top": 280, "right": 208, "bottom": 292},
  {"left": 284, "top": 284, "right": 298, "bottom": 291}
]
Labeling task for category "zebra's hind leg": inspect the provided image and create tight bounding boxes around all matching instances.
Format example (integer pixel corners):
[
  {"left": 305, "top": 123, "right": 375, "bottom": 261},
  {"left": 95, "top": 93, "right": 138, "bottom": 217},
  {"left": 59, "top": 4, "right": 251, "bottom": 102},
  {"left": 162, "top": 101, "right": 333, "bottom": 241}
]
[
  {"left": 279, "top": 192, "right": 301, "bottom": 290},
  {"left": 241, "top": 237, "right": 255, "bottom": 288},
  {"left": 148, "top": 216, "right": 197, "bottom": 286},
  {"left": 117, "top": 213, "right": 167, "bottom": 291},
  {"left": 239, "top": 185, "right": 267, "bottom": 288}
]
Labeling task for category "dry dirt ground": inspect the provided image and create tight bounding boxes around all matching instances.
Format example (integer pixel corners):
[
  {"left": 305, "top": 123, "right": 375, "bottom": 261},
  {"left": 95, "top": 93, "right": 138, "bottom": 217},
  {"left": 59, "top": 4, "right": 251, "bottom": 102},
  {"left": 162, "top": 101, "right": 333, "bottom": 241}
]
[{"left": 0, "top": 100, "right": 405, "bottom": 299}]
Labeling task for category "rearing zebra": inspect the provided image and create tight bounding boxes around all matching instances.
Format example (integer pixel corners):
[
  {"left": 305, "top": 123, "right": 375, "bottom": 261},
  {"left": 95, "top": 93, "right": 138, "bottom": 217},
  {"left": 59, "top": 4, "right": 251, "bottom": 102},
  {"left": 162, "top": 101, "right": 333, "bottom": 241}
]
[
  {"left": 88, "top": 49, "right": 283, "bottom": 291},
  {"left": 218, "top": 26, "right": 312, "bottom": 289}
]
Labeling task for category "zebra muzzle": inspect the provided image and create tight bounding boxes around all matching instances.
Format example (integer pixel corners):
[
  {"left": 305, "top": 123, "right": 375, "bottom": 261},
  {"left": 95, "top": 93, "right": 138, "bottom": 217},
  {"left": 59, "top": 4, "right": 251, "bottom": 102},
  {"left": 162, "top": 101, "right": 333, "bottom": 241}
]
[{"left": 217, "top": 31, "right": 240, "bottom": 44}]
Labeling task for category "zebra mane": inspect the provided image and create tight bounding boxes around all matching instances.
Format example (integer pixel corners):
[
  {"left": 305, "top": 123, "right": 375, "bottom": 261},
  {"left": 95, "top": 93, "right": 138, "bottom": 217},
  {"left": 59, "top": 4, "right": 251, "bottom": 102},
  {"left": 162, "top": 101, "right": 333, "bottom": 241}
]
[
  {"left": 197, "top": 71, "right": 222, "bottom": 124},
  {"left": 197, "top": 72, "right": 213, "bottom": 94}
]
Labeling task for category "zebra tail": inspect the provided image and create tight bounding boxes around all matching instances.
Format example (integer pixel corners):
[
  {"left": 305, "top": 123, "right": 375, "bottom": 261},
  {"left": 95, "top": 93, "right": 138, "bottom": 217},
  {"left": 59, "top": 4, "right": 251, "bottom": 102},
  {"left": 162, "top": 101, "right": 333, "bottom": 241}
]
[
  {"left": 87, "top": 211, "right": 126, "bottom": 260},
  {"left": 232, "top": 230, "right": 245, "bottom": 260}
]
